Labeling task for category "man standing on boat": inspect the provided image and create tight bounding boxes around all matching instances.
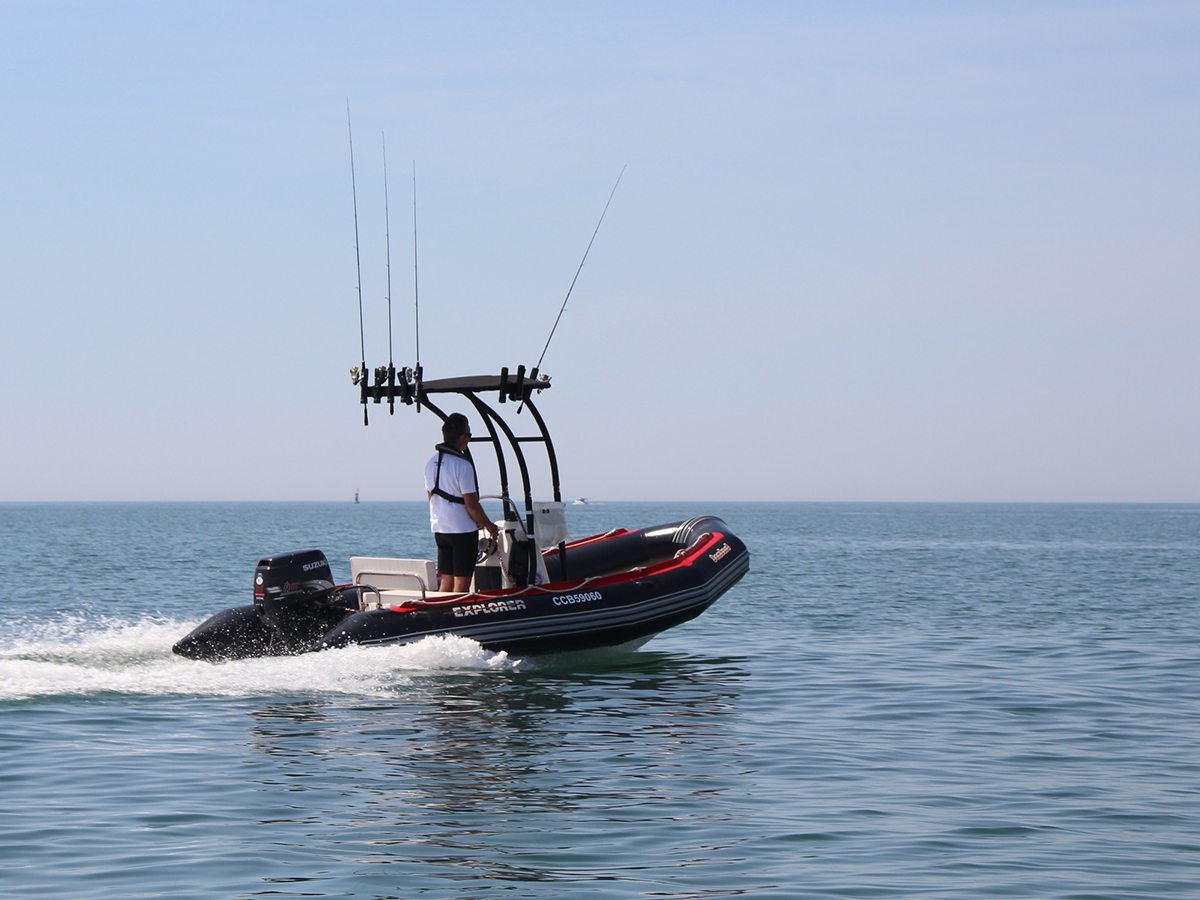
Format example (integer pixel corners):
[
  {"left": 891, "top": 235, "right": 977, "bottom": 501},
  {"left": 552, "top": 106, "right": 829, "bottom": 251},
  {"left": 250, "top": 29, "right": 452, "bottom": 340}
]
[{"left": 425, "top": 413, "right": 499, "bottom": 593}]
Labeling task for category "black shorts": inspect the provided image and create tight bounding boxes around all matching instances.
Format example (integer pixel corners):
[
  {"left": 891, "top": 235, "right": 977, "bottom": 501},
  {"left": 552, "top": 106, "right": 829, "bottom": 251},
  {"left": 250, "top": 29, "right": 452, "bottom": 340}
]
[{"left": 435, "top": 531, "right": 478, "bottom": 578}]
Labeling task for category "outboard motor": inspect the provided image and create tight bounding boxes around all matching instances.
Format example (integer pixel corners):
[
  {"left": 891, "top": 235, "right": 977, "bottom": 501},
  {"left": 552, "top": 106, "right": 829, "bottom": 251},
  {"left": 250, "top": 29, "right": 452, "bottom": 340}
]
[{"left": 253, "top": 549, "right": 353, "bottom": 651}]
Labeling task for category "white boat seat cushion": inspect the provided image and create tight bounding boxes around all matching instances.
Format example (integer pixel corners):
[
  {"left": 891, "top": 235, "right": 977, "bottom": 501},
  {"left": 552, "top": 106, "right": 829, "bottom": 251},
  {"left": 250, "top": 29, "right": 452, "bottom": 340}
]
[{"left": 349, "top": 557, "right": 437, "bottom": 592}]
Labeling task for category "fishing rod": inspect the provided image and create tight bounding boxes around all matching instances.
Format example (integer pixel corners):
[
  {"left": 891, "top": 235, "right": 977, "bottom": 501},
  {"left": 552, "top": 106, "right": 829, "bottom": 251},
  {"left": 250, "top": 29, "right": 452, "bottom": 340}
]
[
  {"left": 382, "top": 132, "right": 395, "bottom": 415},
  {"left": 532, "top": 166, "right": 625, "bottom": 373},
  {"left": 412, "top": 159, "right": 423, "bottom": 412},
  {"left": 521, "top": 166, "right": 625, "bottom": 412},
  {"left": 347, "top": 101, "right": 368, "bottom": 426}
]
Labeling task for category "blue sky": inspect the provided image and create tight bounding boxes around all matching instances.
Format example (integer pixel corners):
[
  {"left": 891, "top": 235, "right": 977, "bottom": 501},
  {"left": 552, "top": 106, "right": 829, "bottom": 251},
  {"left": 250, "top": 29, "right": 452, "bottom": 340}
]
[{"left": 2, "top": 1, "right": 1197, "bottom": 501}]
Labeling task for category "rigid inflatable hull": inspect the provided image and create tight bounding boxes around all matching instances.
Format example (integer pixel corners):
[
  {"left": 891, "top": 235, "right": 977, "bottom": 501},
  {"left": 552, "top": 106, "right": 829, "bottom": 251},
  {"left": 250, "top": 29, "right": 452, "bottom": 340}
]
[
  {"left": 321, "top": 530, "right": 748, "bottom": 655},
  {"left": 172, "top": 519, "right": 748, "bottom": 661}
]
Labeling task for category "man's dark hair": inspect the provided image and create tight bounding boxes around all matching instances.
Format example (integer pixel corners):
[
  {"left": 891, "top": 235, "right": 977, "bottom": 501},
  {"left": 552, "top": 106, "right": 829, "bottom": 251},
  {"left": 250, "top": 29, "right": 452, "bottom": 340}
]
[{"left": 442, "top": 413, "right": 470, "bottom": 444}]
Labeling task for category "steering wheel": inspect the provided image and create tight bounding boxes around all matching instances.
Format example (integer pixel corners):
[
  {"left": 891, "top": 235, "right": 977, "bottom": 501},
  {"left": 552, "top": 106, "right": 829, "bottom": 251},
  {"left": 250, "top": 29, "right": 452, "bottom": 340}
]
[{"left": 477, "top": 535, "right": 498, "bottom": 563}]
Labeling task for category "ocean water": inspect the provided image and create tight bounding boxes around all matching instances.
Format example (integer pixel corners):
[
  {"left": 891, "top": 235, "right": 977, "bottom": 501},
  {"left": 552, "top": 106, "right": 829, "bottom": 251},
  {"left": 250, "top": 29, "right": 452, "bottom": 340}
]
[{"left": 1, "top": 501, "right": 1197, "bottom": 899}]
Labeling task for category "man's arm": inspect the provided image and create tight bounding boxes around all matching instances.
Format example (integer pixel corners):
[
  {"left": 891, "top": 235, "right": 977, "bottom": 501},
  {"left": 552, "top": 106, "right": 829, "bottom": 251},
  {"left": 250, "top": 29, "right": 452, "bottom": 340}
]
[{"left": 462, "top": 492, "right": 499, "bottom": 537}]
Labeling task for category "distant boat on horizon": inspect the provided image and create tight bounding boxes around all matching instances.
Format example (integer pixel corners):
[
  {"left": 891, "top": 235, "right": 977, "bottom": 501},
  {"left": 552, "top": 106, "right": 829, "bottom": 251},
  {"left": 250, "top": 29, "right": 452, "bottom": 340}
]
[
  {"left": 354, "top": 490, "right": 359, "bottom": 504},
  {"left": 573, "top": 498, "right": 587, "bottom": 505}
]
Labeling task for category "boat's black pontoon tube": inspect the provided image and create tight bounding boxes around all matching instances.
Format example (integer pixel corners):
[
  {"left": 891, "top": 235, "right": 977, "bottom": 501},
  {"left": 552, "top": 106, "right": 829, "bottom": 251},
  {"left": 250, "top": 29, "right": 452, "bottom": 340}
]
[
  {"left": 172, "top": 513, "right": 748, "bottom": 661},
  {"left": 314, "top": 516, "right": 746, "bottom": 656}
]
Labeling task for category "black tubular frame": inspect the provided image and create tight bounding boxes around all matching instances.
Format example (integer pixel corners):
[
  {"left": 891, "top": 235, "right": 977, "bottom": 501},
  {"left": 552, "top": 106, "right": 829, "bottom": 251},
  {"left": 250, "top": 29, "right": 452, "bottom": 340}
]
[{"left": 358, "top": 367, "right": 561, "bottom": 550}]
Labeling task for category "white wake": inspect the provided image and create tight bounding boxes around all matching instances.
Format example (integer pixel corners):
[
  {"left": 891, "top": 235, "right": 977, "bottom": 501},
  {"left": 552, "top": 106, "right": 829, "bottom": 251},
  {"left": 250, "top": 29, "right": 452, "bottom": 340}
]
[{"left": 0, "top": 618, "right": 520, "bottom": 701}]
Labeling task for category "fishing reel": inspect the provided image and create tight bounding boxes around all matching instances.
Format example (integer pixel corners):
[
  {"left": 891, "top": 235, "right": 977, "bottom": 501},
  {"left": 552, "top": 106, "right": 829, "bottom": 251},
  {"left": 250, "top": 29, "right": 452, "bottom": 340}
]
[{"left": 351, "top": 365, "right": 412, "bottom": 386}]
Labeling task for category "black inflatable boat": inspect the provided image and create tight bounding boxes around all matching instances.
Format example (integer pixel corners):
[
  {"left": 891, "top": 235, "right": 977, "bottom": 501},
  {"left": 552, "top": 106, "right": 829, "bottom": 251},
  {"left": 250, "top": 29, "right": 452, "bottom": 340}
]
[{"left": 173, "top": 369, "right": 749, "bottom": 662}]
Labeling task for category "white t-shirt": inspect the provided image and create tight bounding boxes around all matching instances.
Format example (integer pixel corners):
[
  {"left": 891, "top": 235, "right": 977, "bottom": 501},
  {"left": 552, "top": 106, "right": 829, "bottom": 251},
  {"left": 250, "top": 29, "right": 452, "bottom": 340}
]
[{"left": 424, "top": 449, "right": 479, "bottom": 534}]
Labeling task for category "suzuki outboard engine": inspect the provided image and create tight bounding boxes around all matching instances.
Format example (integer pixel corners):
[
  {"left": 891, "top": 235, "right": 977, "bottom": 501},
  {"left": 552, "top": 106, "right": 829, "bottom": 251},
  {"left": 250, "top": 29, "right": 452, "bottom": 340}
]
[{"left": 253, "top": 549, "right": 353, "bottom": 651}]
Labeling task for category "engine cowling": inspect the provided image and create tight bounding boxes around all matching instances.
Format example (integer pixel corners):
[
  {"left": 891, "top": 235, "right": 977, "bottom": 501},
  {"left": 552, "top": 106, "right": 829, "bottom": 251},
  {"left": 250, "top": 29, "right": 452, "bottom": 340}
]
[{"left": 252, "top": 549, "right": 344, "bottom": 646}]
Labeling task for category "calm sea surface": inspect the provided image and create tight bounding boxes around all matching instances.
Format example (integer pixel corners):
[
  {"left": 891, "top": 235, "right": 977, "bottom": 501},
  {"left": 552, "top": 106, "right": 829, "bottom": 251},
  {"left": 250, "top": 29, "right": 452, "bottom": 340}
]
[{"left": 1, "top": 502, "right": 1197, "bottom": 899}]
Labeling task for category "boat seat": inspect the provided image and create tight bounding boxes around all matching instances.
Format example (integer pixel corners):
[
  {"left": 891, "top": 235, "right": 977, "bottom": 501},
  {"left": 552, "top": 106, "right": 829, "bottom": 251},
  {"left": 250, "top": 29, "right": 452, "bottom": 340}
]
[{"left": 349, "top": 557, "right": 436, "bottom": 593}]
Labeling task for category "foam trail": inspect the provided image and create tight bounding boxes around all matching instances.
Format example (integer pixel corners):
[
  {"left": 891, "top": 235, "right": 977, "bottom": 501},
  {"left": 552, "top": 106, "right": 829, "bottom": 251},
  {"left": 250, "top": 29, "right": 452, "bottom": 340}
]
[{"left": 0, "top": 619, "right": 519, "bottom": 701}]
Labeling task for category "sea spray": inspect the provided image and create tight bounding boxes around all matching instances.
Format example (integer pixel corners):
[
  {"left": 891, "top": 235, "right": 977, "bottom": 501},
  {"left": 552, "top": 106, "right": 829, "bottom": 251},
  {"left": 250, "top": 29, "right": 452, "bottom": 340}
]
[{"left": 0, "top": 621, "right": 518, "bottom": 701}]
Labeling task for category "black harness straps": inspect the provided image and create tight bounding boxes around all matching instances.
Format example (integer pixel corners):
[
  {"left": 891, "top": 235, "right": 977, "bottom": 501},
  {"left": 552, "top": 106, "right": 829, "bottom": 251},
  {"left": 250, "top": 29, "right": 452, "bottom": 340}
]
[{"left": 430, "top": 443, "right": 477, "bottom": 505}]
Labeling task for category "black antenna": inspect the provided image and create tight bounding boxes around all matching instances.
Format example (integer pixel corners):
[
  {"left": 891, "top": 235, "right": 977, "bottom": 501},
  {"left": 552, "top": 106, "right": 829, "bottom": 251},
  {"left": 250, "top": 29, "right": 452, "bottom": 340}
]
[
  {"left": 533, "top": 166, "right": 625, "bottom": 373},
  {"left": 382, "top": 132, "right": 395, "bottom": 414},
  {"left": 412, "top": 160, "right": 422, "bottom": 412},
  {"left": 347, "top": 101, "right": 368, "bottom": 426},
  {"left": 382, "top": 133, "right": 394, "bottom": 372}
]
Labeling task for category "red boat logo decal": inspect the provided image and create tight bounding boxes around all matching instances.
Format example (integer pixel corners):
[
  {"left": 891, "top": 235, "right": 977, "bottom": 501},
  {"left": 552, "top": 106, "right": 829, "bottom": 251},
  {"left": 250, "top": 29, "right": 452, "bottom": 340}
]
[{"left": 709, "top": 543, "right": 731, "bottom": 562}]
